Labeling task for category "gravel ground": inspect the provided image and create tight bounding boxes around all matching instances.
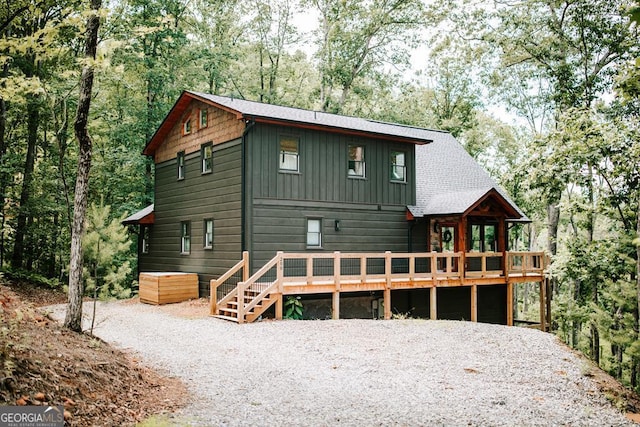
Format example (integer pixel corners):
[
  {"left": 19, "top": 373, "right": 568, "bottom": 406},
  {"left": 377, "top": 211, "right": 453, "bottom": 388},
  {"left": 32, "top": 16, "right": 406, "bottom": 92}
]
[{"left": 45, "top": 301, "right": 635, "bottom": 427}]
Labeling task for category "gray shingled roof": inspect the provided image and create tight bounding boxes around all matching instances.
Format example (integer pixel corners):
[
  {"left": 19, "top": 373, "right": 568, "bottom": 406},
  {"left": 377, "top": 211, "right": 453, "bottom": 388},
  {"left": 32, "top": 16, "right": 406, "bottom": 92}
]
[
  {"left": 408, "top": 132, "right": 527, "bottom": 220},
  {"left": 122, "top": 204, "right": 154, "bottom": 224},
  {"left": 190, "top": 92, "right": 440, "bottom": 144}
]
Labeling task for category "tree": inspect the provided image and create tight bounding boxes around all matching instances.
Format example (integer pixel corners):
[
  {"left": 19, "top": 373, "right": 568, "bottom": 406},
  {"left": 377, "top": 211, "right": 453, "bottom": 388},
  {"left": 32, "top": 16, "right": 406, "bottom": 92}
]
[{"left": 64, "top": 0, "right": 101, "bottom": 332}]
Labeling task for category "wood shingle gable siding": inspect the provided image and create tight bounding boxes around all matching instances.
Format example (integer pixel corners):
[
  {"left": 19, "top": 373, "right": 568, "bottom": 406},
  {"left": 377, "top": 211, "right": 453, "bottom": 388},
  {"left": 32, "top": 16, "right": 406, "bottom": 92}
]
[{"left": 154, "top": 101, "right": 244, "bottom": 164}]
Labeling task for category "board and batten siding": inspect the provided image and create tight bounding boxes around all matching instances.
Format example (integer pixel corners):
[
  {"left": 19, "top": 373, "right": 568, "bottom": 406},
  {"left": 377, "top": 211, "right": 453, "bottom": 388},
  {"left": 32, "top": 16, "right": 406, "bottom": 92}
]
[
  {"left": 247, "top": 123, "right": 416, "bottom": 205},
  {"left": 139, "top": 139, "right": 242, "bottom": 296},
  {"left": 245, "top": 123, "right": 416, "bottom": 270}
]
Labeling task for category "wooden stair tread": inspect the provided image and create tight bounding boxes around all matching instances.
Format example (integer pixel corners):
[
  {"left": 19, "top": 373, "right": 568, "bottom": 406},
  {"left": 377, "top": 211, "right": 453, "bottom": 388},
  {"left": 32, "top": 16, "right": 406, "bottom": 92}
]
[{"left": 212, "top": 314, "right": 239, "bottom": 322}]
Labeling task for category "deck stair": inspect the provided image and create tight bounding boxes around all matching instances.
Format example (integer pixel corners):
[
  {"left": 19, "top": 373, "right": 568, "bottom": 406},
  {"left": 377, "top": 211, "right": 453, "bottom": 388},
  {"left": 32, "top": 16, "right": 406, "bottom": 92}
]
[{"left": 215, "top": 283, "right": 278, "bottom": 323}]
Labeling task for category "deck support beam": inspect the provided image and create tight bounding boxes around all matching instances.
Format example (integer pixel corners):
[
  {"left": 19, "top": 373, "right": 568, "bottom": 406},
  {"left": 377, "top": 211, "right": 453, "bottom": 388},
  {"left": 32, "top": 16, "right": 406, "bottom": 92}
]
[
  {"left": 539, "top": 280, "right": 546, "bottom": 331},
  {"left": 332, "top": 292, "right": 340, "bottom": 320},
  {"left": 507, "top": 282, "right": 514, "bottom": 326},
  {"left": 430, "top": 287, "right": 437, "bottom": 320},
  {"left": 383, "top": 288, "right": 391, "bottom": 320},
  {"left": 275, "top": 294, "right": 283, "bottom": 320},
  {"left": 471, "top": 285, "right": 477, "bottom": 322}
]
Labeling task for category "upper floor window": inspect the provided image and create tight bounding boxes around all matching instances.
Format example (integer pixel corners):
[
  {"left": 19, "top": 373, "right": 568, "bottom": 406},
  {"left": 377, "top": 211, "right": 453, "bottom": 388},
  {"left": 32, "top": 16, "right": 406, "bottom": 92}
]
[
  {"left": 204, "top": 218, "right": 213, "bottom": 249},
  {"left": 180, "top": 221, "right": 191, "bottom": 254},
  {"left": 306, "top": 218, "right": 322, "bottom": 248},
  {"left": 183, "top": 118, "right": 192, "bottom": 135},
  {"left": 199, "top": 108, "right": 208, "bottom": 129},
  {"left": 348, "top": 145, "right": 365, "bottom": 178},
  {"left": 279, "top": 137, "right": 299, "bottom": 172},
  {"left": 390, "top": 151, "right": 406, "bottom": 182},
  {"left": 177, "top": 151, "right": 185, "bottom": 180},
  {"left": 201, "top": 143, "right": 213, "bottom": 174}
]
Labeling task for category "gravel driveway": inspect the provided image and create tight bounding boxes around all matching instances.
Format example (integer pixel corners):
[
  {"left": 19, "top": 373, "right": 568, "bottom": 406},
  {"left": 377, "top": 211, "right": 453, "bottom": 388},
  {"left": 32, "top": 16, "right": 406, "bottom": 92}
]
[{"left": 45, "top": 301, "right": 634, "bottom": 426}]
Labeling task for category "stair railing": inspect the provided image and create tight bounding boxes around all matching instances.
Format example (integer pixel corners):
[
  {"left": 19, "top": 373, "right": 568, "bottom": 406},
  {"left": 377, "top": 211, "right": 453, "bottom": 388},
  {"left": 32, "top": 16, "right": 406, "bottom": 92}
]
[
  {"left": 210, "top": 251, "right": 249, "bottom": 315},
  {"left": 235, "top": 251, "right": 283, "bottom": 323}
]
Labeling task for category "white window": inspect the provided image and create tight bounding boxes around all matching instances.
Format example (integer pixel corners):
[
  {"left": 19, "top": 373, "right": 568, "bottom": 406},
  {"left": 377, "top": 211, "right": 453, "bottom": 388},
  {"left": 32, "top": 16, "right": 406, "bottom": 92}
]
[
  {"left": 204, "top": 219, "right": 213, "bottom": 249},
  {"left": 177, "top": 151, "right": 185, "bottom": 180},
  {"left": 390, "top": 151, "right": 406, "bottom": 182},
  {"left": 306, "top": 218, "right": 322, "bottom": 248},
  {"left": 199, "top": 108, "right": 208, "bottom": 128},
  {"left": 279, "top": 137, "right": 299, "bottom": 172},
  {"left": 201, "top": 143, "right": 213, "bottom": 174},
  {"left": 348, "top": 145, "right": 365, "bottom": 177},
  {"left": 181, "top": 221, "right": 191, "bottom": 254},
  {"left": 183, "top": 118, "right": 192, "bottom": 135}
]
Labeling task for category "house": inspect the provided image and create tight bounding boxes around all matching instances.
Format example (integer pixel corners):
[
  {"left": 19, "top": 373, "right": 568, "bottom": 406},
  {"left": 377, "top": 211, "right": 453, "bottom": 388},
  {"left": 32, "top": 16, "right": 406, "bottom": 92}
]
[{"left": 124, "top": 91, "right": 547, "bottom": 326}]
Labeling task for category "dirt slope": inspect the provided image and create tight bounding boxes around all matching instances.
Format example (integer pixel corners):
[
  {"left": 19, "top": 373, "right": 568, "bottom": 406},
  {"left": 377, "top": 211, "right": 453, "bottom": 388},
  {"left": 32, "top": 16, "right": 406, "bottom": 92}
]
[{"left": 0, "top": 280, "right": 187, "bottom": 426}]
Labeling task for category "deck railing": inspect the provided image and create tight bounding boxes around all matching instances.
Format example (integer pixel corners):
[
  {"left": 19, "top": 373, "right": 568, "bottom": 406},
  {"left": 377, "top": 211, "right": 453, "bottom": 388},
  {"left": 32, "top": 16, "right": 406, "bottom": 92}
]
[{"left": 212, "top": 250, "right": 546, "bottom": 320}]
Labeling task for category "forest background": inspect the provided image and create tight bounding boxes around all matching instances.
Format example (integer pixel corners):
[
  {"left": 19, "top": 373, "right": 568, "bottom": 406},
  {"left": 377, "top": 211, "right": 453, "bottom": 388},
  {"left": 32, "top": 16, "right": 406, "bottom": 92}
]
[{"left": 1, "top": 0, "right": 639, "bottom": 391}]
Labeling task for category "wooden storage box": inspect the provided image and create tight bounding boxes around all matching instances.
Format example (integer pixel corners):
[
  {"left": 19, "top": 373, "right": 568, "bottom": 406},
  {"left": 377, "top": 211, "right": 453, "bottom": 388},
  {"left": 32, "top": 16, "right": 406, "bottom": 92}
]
[{"left": 139, "top": 272, "right": 199, "bottom": 305}]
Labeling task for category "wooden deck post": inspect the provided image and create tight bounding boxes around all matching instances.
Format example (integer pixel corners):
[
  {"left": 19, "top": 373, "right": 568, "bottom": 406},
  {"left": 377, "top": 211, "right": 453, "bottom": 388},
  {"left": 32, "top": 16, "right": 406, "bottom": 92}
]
[
  {"left": 242, "top": 251, "right": 250, "bottom": 282},
  {"left": 471, "top": 285, "right": 477, "bottom": 322},
  {"left": 539, "top": 280, "right": 546, "bottom": 331},
  {"left": 507, "top": 281, "right": 514, "bottom": 326},
  {"left": 333, "top": 252, "right": 340, "bottom": 320},
  {"left": 276, "top": 251, "right": 284, "bottom": 320},
  {"left": 430, "top": 287, "right": 437, "bottom": 320},
  {"left": 384, "top": 251, "right": 392, "bottom": 320},
  {"left": 210, "top": 279, "right": 218, "bottom": 316},
  {"left": 237, "top": 281, "right": 245, "bottom": 324}
]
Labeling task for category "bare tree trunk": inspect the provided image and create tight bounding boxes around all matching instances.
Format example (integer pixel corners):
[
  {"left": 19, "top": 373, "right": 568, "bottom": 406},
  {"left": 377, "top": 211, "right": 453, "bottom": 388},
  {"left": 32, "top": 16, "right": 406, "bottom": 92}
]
[
  {"left": 64, "top": 0, "right": 101, "bottom": 332},
  {"left": 11, "top": 96, "right": 39, "bottom": 269},
  {"left": 0, "top": 63, "right": 7, "bottom": 267},
  {"left": 635, "top": 198, "right": 640, "bottom": 388}
]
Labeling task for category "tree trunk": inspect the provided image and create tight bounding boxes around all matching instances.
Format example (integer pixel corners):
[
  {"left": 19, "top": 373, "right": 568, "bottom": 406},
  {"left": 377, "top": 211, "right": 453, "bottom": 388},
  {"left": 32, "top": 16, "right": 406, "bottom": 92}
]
[
  {"left": 635, "top": 197, "right": 640, "bottom": 388},
  {"left": 11, "top": 96, "right": 39, "bottom": 269},
  {"left": 64, "top": 0, "right": 101, "bottom": 332},
  {"left": 0, "top": 63, "right": 7, "bottom": 267}
]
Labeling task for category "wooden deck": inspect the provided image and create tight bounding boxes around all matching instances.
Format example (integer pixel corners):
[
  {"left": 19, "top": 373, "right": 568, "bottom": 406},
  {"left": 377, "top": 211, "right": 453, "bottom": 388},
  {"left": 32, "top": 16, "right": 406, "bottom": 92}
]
[{"left": 210, "top": 251, "right": 547, "bottom": 327}]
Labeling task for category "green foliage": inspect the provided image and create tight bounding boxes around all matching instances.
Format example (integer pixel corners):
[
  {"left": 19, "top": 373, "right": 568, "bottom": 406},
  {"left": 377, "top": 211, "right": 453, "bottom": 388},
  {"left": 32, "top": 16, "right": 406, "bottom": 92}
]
[
  {"left": 284, "top": 296, "right": 303, "bottom": 320},
  {"left": 82, "top": 203, "right": 133, "bottom": 300},
  {"left": 0, "top": 268, "right": 61, "bottom": 289}
]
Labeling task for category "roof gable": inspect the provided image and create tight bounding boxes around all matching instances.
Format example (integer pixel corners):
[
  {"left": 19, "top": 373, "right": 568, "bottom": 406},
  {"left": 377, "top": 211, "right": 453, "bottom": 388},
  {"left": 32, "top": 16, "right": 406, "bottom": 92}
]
[
  {"left": 144, "top": 91, "right": 441, "bottom": 156},
  {"left": 408, "top": 133, "right": 527, "bottom": 220}
]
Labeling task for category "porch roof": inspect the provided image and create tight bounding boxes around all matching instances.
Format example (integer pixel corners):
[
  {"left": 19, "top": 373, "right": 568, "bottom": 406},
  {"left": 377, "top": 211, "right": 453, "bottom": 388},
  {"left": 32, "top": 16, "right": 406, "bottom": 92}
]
[
  {"left": 408, "top": 133, "right": 528, "bottom": 221},
  {"left": 122, "top": 204, "right": 155, "bottom": 225}
]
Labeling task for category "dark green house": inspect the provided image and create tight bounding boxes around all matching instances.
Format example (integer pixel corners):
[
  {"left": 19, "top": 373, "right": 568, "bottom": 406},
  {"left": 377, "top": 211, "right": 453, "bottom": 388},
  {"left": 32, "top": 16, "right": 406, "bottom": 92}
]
[{"left": 125, "top": 91, "right": 546, "bottom": 324}]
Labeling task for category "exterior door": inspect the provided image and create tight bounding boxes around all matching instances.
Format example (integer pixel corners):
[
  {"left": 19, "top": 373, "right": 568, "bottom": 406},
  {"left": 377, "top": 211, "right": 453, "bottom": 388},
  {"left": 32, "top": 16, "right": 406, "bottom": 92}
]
[
  {"left": 468, "top": 221, "right": 500, "bottom": 271},
  {"left": 438, "top": 224, "right": 457, "bottom": 272}
]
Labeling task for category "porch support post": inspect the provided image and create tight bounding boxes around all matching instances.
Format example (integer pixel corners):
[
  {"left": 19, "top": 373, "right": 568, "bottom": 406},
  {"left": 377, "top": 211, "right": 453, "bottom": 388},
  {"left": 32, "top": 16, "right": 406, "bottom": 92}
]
[
  {"left": 539, "top": 280, "right": 546, "bottom": 331},
  {"left": 275, "top": 251, "right": 283, "bottom": 320},
  {"left": 210, "top": 279, "right": 218, "bottom": 316},
  {"left": 332, "top": 251, "right": 341, "bottom": 320},
  {"left": 275, "top": 295, "right": 283, "bottom": 320},
  {"left": 507, "top": 281, "right": 514, "bottom": 326},
  {"left": 384, "top": 251, "right": 392, "bottom": 319},
  {"left": 471, "top": 285, "right": 477, "bottom": 322},
  {"left": 383, "top": 288, "right": 391, "bottom": 320},
  {"left": 430, "top": 287, "right": 437, "bottom": 320}
]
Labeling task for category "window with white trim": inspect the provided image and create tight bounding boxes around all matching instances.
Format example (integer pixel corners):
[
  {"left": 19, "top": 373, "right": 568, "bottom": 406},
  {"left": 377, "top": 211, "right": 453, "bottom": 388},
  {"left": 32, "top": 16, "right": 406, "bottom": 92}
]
[
  {"left": 177, "top": 151, "right": 185, "bottom": 180},
  {"left": 390, "top": 151, "right": 406, "bottom": 182},
  {"left": 199, "top": 108, "right": 208, "bottom": 129},
  {"left": 180, "top": 221, "right": 191, "bottom": 254},
  {"left": 183, "top": 118, "right": 192, "bottom": 135},
  {"left": 306, "top": 218, "right": 322, "bottom": 248},
  {"left": 141, "top": 226, "right": 150, "bottom": 254},
  {"left": 204, "top": 219, "right": 213, "bottom": 249},
  {"left": 348, "top": 145, "right": 365, "bottom": 177},
  {"left": 279, "top": 137, "right": 299, "bottom": 172},
  {"left": 201, "top": 143, "right": 213, "bottom": 174}
]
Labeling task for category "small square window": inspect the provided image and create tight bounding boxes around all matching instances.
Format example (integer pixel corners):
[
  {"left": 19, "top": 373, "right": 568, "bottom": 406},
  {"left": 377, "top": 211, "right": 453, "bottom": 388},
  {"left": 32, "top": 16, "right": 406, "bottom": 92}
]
[
  {"left": 306, "top": 218, "right": 322, "bottom": 248},
  {"left": 390, "top": 151, "right": 406, "bottom": 182},
  {"left": 177, "top": 151, "right": 185, "bottom": 180},
  {"left": 199, "top": 109, "right": 208, "bottom": 129},
  {"left": 181, "top": 221, "right": 191, "bottom": 254},
  {"left": 348, "top": 145, "right": 365, "bottom": 177},
  {"left": 204, "top": 219, "right": 213, "bottom": 249},
  {"left": 183, "top": 118, "right": 192, "bottom": 135},
  {"left": 201, "top": 143, "right": 213, "bottom": 174},
  {"left": 279, "top": 137, "right": 299, "bottom": 172}
]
